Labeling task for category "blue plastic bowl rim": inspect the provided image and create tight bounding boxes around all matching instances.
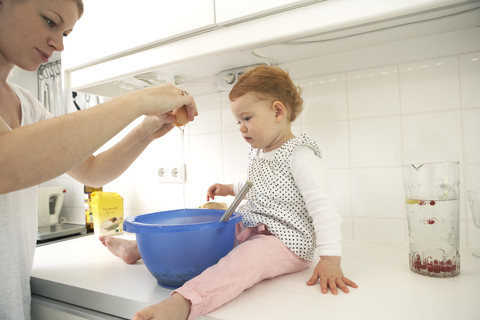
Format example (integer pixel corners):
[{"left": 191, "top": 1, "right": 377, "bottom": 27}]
[{"left": 124, "top": 209, "right": 242, "bottom": 234}]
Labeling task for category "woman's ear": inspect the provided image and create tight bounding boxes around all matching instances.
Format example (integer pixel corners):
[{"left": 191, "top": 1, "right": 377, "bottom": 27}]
[{"left": 272, "top": 100, "right": 288, "bottom": 122}]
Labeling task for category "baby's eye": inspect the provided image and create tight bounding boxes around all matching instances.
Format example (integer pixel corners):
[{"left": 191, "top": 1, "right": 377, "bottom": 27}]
[{"left": 236, "top": 116, "right": 252, "bottom": 125}]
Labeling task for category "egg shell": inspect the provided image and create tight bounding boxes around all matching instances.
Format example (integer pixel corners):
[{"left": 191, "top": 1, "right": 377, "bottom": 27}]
[{"left": 172, "top": 105, "right": 189, "bottom": 126}]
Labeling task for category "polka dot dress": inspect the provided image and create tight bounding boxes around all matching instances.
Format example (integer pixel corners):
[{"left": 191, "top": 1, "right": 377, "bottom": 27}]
[{"left": 239, "top": 134, "right": 322, "bottom": 261}]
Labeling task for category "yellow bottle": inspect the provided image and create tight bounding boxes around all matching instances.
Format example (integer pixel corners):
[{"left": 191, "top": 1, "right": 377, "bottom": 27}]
[{"left": 84, "top": 186, "right": 103, "bottom": 233}]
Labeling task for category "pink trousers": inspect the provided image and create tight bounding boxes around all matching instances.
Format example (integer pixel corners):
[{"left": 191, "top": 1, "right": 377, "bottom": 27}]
[{"left": 174, "top": 224, "right": 312, "bottom": 319}]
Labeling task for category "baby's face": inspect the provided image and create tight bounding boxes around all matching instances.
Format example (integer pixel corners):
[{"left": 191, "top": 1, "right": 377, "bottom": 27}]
[{"left": 230, "top": 92, "right": 286, "bottom": 152}]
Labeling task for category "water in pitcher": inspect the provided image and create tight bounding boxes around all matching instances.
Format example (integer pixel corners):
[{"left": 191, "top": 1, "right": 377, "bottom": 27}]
[
  {"left": 406, "top": 198, "right": 460, "bottom": 277},
  {"left": 403, "top": 161, "right": 460, "bottom": 278}
]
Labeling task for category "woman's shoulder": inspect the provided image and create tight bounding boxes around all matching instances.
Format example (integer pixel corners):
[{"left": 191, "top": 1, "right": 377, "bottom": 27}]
[
  {"left": 9, "top": 82, "right": 33, "bottom": 98},
  {"left": 8, "top": 82, "right": 52, "bottom": 124}
]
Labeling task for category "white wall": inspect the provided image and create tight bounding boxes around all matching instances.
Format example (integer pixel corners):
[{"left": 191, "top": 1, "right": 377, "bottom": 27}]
[{"left": 49, "top": 27, "right": 480, "bottom": 248}]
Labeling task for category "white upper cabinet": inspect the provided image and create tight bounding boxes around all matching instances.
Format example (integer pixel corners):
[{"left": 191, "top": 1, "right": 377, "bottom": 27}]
[
  {"left": 215, "top": 0, "right": 317, "bottom": 25},
  {"left": 62, "top": 0, "right": 215, "bottom": 70},
  {"left": 63, "top": 0, "right": 479, "bottom": 97}
]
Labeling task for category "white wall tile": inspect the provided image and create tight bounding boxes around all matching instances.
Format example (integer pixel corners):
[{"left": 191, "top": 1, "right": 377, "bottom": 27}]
[
  {"left": 134, "top": 128, "right": 186, "bottom": 176},
  {"left": 304, "top": 122, "right": 349, "bottom": 168},
  {"left": 189, "top": 92, "right": 222, "bottom": 135},
  {"left": 464, "top": 166, "right": 480, "bottom": 248},
  {"left": 350, "top": 117, "right": 402, "bottom": 167},
  {"left": 466, "top": 223, "right": 480, "bottom": 248},
  {"left": 347, "top": 66, "right": 400, "bottom": 119},
  {"left": 222, "top": 131, "right": 250, "bottom": 173},
  {"left": 103, "top": 175, "right": 138, "bottom": 213},
  {"left": 188, "top": 133, "right": 223, "bottom": 176},
  {"left": 459, "top": 51, "right": 480, "bottom": 109},
  {"left": 186, "top": 170, "right": 224, "bottom": 208},
  {"left": 69, "top": 179, "right": 86, "bottom": 208},
  {"left": 464, "top": 165, "right": 480, "bottom": 192},
  {"left": 399, "top": 56, "right": 460, "bottom": 114},
  {"left": 462, "top": 109, "right": 480, "bottom": 164},
  {"left": 135, "top": 179, "right": 184, "bottom": 213},
  {"left": 402, "top": 111, "right": 463, "bottom": 164},
  {"left": 353, "top": 218, "right": 406, "bottom": 244},
  {"left": 299, "top": 74, "right": 348, "bottom": 123},
  {"left": 221, "top": 93, "right": 238, "bottom": 132},
  {"left": 350, "top": 168, "right": 404, "bottom": 218}
]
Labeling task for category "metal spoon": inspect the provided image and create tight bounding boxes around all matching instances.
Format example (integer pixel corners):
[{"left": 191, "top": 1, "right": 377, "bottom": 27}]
[{"left": 219, "top": 181, "right": 252, "bottom": 222}]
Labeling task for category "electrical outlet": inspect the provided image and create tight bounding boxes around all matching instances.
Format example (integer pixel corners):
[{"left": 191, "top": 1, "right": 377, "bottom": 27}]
[
  {"left": 157, "top": 164, "right": 186, "bottom": 184},
  {"left": 157, "top": 167, "right": 167, "bottom": 181}
]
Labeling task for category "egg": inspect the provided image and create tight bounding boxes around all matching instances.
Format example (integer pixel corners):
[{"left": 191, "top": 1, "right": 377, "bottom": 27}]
[{"left": 172, "top": 105, "right": 189, "bottom": 127}]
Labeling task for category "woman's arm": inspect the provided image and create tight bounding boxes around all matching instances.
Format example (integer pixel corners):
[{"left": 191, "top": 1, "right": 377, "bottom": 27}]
[
  {"left": 67, "top": 114, "right": 175, "bottom": 187},
  {"left": 0, "top": 84, "right": 196, "bottom": 194}
]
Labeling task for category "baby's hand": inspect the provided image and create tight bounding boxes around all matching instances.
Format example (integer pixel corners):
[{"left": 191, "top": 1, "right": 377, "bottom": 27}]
[
  {"left": 306, "top": 256, "right": 358, "bottom": 294},
  {"left": 206, "top": 183, "right": 234, "bottom": 202}
]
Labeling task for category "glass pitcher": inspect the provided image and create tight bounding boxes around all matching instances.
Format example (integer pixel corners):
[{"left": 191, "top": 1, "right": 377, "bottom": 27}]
[{"left": 403, "top": 161, "right": 460, "bottom": 277}]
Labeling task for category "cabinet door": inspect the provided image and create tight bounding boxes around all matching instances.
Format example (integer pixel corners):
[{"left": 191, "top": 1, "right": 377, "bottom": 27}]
[
  {"left": 63, "top": 0, "right": 215, "bottom": 70},
  {"left": 31, "top": 295, "right": 124, "bottom": 320},
  {"left": 215, "top": 0, "right": 315, "bottom": 25}
]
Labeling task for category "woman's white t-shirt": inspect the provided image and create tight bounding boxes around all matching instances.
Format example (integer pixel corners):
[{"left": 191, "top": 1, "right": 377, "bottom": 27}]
[{"left": 0, "top": 83, "right": 52, "bottom": 319}]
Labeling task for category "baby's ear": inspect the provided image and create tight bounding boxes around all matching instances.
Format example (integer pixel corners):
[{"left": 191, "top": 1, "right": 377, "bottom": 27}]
[{"left": 272, "top": 100, "right": 288, "bottom": 121}]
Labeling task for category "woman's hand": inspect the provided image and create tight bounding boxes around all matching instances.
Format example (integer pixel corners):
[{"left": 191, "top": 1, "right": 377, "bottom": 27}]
[
  {"left": 306, "top": 256, "right": 358, "bottom": 294},
  {"left": 139, "top": 113, "right": 176, "bottom": 142},
  {"left": 130, "top": 84, "right": 198, "bottom": 121}
]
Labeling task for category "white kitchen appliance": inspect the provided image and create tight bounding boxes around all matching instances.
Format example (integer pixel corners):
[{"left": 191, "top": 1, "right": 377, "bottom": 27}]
[
  {"left": 37, "top": 186, "right": 85, "bottom": 242},
  {"left": 38, "top": 186, "right": 65, "bottom": 227}
]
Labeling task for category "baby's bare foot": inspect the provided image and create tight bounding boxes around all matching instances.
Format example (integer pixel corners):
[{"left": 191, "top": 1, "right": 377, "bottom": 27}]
[
  {"left": 99, "top": 235, "right": 141, "bottom": 264},
  {"left": 132, "top": 293, "right": 190, "bottom": 320}
]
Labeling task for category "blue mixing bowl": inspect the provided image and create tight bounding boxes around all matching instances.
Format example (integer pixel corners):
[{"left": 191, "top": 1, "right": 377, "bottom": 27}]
[{"left": 123, "top": 209, "right": 242, "bottom": 288}]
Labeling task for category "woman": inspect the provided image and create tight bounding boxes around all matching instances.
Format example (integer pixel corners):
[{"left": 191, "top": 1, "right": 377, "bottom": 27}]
[{"left": 0, "top": 0, "right": 197, "bottom": 318}]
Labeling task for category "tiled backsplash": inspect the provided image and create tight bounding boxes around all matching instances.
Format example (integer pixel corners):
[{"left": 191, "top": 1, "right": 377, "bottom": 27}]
[{"left": 52, "top": 27, "right": 480, "bottom": 247}]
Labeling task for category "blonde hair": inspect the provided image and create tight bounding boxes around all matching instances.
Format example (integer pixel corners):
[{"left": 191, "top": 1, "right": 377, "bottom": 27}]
[
  {"left": 229, "top": 65, "right": 303, "bottom": 122},
  {"left": 14, "top": 0, "right": 84, "bottom": 18},
  {"left": 74, "top": 0, "right": 84, "bottom": 18}
]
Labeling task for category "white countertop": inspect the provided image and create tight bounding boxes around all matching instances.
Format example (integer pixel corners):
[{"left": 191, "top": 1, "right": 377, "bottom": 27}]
[{"left": 31, "top": 234, "right": 480, "bottom": 320}]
